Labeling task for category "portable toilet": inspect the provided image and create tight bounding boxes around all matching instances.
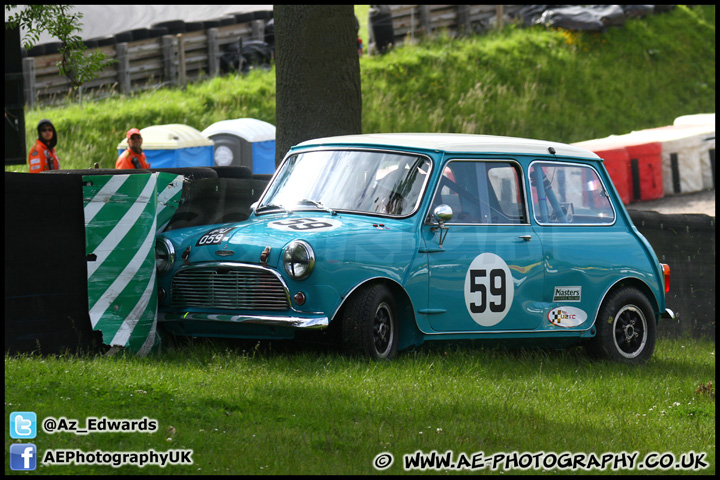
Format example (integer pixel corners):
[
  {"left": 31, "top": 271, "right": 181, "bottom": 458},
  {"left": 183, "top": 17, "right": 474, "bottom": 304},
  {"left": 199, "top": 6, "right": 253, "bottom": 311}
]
[
  {"left": 117, "top": 124, "right": 214, "bottom": 168},
  {"left": 201, "top": 118, "right": 276, "bottom": 174}
]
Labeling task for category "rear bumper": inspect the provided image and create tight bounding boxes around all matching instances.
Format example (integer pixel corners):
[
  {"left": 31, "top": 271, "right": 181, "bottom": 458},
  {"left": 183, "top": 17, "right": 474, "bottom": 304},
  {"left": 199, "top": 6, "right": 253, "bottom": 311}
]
[{"left": 661, "top": 308, "right": 675, "bottom": 320}]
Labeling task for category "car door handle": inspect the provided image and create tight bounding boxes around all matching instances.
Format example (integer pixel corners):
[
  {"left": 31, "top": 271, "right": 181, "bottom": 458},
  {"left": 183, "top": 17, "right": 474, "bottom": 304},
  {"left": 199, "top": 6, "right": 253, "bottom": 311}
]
[{"left": 518, "top": 235, "right": 532, "bottom": 241}]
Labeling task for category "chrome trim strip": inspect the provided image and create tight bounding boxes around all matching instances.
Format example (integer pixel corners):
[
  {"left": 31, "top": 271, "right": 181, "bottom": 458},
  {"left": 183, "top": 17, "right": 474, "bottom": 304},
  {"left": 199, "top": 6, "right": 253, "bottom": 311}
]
[{"left": 158, "top": 312, "right": 329, "bottom": 329}]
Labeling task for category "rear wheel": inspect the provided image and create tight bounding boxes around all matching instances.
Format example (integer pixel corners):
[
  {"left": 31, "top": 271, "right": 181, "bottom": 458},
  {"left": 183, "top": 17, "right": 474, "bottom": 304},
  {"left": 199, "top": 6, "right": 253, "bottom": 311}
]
[
  {"left": 342, "top": 284, "right": 398, "bottom": 360},
  {"left": 588, "top": 286, "right": 656, "bottom": 364}
]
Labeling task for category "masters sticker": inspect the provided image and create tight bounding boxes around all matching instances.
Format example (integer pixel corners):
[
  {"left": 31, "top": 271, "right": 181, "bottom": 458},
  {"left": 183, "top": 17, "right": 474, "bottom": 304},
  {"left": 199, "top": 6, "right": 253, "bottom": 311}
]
[
  {"left": 548, "top": 306, "right": 587, "bottom": 327},
  {"left": 268, "top": 217, "right": 342, "bottom": 232},
  {"left": 464, "top": 253, "right": 514, "bottom": 327},
  {"left": 553, "top": 286, "right": 581, "bottom": 302}
]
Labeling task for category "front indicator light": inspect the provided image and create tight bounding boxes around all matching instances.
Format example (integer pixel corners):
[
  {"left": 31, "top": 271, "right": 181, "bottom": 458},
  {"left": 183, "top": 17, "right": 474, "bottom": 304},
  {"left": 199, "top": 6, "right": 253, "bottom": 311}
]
[{"left": 294, "top": 292, "right": 307, "bottom": 306}]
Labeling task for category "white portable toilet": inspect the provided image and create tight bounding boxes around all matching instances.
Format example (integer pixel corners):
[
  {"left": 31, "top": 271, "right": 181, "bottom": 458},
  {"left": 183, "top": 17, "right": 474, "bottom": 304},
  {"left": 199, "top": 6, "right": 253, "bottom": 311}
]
[
  {"left": 117, "top": 124, "right": 214, "bottom": 168},
  {"left": 201, "top": 118, "right": 276, "bottom": 174}
]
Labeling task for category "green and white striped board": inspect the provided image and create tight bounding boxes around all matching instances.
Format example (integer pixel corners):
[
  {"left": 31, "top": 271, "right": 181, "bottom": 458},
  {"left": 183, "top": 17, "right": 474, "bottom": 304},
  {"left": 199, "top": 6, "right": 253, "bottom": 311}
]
[{"left": 83, "top": 173, "right": 183, "bottom": 355}]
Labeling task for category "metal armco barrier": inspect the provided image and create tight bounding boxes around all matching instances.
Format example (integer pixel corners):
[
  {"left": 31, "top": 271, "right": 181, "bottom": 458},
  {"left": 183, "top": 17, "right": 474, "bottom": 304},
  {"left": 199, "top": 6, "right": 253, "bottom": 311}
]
[{"left": 83, "top": 173, "right": 183, "bottom": 355}]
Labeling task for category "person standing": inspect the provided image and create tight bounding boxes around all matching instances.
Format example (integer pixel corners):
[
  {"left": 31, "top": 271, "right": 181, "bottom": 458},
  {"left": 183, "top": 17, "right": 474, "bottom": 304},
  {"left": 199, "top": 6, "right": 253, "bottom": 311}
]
[
  {"left": 116, "top": 128, "right": 150, "bottom": 169},
  {"left": 28, "top": 119, "right": 61, "bottom": 173}
]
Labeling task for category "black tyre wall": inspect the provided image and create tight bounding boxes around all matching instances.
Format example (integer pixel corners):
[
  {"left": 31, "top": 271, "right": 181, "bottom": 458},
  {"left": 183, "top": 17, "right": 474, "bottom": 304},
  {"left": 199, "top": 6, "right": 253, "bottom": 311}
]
[
  {"left": 628, "top": 210, "right": 715, "bottom": 339},
  {"left": 5, "top": 173, "right": 102, "bottom": 354}
]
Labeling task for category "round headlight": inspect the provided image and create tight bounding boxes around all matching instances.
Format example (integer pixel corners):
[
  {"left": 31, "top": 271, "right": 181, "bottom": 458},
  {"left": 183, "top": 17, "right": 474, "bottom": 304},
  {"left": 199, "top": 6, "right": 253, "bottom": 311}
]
[
  {"left": 155, "top": 237, "right": 175, "bottom": 275},
  {"left": 283, "top": 240, "right": 315, "bottom": 280}
]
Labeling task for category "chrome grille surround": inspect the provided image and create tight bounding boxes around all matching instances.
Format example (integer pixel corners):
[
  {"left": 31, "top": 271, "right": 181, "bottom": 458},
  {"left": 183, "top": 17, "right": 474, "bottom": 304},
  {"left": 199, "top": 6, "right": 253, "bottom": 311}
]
[{"left": 171, "top": 262, "right": 290, "bottom": 311}]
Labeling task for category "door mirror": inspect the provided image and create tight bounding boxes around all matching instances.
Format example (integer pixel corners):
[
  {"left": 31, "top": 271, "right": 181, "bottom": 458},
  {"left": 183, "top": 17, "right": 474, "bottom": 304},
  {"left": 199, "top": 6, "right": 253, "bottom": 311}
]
[
  {"left": 433, "top": 204, "right": 453, "bottom": 224},
  {"left": 432, "top": 204, "right": 453, "bottom": 248}
]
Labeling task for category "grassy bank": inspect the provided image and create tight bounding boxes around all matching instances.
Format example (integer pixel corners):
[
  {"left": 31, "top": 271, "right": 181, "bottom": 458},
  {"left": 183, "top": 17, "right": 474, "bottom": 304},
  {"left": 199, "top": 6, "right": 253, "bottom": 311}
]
[
  {"left": 4, "top": 337, "right": 715, "bottom": 475},
  {"left": 5, "top": 5, "right": 714, "bottom": 172}
]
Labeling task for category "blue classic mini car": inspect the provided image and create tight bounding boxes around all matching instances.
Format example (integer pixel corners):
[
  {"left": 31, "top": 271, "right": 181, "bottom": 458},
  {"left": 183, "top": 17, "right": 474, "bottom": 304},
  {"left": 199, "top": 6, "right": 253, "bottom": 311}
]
[{"left": 155, "top": 134, "right": 672, "bottom": 363}]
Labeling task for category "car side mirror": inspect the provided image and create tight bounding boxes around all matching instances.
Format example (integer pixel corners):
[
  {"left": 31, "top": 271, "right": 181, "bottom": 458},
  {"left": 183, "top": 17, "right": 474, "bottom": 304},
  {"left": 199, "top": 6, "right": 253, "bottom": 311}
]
[
  {"left": 432, "top": 204, "right": 452, "bottom": 248},
  {"left": 433, "top": 204, "right": 453, "bottom": 224}
]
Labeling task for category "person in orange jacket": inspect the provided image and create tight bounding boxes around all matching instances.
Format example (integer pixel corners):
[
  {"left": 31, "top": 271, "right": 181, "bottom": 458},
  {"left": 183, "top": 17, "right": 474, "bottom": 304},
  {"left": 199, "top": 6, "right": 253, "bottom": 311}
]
[
  {"left": 28, "top": 119, "right": 61, "bottom": 173},
  {"left": 116, "top": 128, "right": 150, "bottom": 169}
]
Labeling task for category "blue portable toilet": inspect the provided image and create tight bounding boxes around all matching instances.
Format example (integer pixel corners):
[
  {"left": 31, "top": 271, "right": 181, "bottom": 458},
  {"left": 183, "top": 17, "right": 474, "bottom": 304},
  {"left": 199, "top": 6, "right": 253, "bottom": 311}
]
[
  {"left": 201, "top": 118, "right": 276, "bottom": 174},
  {"left": 117, "top": 124, "right": 214, "bottom": 168}
]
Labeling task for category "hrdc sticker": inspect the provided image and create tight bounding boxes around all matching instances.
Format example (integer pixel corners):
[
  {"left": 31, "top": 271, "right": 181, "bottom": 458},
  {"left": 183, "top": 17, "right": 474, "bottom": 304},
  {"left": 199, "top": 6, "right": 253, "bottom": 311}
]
[
  {"left": 553, "top": 286, "right": 582, "bottom": 302},
  {"left": 548, "top": 306, "right": 587, "bottom": 327},
  {"left": 464, "top": 253, "right": 514, "bottom": 327},
  {"left": 268, "top": 218, "right": 342, "bottom": 232}
]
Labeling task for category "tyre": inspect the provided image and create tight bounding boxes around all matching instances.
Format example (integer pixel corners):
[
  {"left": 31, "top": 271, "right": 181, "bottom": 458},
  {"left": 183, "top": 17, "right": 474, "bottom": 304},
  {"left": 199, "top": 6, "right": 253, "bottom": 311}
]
[
  {"left": 588, "top": 286, "right": 656, "bottom": 364},
  {"left": 342, "top": 284, "right": 399, "bottom": 360}
]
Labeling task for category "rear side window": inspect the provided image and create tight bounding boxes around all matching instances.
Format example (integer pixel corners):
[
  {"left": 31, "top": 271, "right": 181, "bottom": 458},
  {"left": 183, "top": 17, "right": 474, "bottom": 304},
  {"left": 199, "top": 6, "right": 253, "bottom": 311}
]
[
  {"left": 529, "top": 162, "right": 615, "bottom": 225},
  {"left": 432, "top": 160, "right": 527, "bottom": 224}
]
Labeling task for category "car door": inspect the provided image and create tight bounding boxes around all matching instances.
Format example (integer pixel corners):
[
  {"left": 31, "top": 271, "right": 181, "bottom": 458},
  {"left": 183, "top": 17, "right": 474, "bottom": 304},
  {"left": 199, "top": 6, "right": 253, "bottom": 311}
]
[{"left": 422, "top": 159, "right": 545, "bottom": 333}]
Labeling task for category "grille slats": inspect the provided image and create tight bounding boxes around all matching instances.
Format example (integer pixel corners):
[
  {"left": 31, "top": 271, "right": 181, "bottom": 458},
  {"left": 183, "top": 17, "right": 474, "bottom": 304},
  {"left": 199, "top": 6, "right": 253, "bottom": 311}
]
[{"left": 171, "top": 266, "right": 289, "bottom": 311}]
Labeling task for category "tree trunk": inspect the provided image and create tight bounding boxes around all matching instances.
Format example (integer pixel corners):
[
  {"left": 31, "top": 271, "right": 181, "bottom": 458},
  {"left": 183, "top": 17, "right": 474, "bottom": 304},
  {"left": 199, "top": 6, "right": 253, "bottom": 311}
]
[{"left": 274, "top": 5, "right": 362, "bottom": 165}]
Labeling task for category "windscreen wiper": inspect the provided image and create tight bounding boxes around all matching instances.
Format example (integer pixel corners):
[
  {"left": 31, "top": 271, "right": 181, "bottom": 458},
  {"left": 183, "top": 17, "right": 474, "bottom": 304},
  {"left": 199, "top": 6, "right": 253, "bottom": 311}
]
[
  {"left": 299, "top": 198, "right": 337, "bottom": 216},
  {"left": 256, "top": 203, "right": 291, "bottom": 214}
]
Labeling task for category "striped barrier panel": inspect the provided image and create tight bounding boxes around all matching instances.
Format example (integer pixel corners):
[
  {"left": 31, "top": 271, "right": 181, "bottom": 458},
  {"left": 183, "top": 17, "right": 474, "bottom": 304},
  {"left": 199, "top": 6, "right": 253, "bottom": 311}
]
[{"left": 83, "top": 172, "right": 183, "bottom": 355}]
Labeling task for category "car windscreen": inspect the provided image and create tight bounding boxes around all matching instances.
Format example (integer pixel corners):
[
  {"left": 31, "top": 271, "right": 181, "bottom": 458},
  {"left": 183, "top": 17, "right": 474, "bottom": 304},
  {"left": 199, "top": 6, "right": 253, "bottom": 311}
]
[{"left": 257, "top": 149, "right": 432, "bottom": 217}]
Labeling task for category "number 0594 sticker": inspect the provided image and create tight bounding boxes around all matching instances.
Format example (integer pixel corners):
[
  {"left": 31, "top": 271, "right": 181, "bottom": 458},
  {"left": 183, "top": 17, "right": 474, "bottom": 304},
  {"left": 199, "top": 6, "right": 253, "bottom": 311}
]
[{"left": 464, "top": 253, "right": 514, "bottom": 327}]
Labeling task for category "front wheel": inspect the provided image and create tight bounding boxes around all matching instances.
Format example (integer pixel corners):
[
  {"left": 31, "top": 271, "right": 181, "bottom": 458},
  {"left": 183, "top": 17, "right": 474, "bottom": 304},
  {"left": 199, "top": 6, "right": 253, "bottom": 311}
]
[
  {"left": 342, "top": 284, "right": 398, "bottom": 360},
  {"left": 588, "top": 286, "right": 656, "bottom": 364}
]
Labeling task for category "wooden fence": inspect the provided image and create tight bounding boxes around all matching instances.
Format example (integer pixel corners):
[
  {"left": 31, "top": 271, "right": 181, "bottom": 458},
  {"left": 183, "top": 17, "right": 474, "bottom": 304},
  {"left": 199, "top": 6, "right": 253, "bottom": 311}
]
[
  {"left": 22, "top": 18, "right": 268, "bottom": 107},
  {"left": 22, "top": 5, "right": 525, "bottom": 106},
  {"left": 370, "top": 5, "right": 524, "bottom": 51}
]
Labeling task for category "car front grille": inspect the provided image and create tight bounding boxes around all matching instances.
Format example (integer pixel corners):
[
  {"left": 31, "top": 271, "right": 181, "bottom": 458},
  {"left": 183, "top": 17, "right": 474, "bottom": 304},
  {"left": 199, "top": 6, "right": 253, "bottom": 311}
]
[{"left": 171, "top": 265, "right": 289, "bottom": 311}]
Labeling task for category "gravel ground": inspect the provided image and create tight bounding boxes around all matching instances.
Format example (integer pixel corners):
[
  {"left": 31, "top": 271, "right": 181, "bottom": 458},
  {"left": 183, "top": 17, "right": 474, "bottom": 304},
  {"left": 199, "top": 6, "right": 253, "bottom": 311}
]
[{"left": 625, "top": 188, "right": 715, "bottom": 216}]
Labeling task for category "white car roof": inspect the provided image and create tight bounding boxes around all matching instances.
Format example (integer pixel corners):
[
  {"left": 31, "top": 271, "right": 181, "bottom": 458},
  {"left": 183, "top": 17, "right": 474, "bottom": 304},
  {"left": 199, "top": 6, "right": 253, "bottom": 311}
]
[{"left": 295, "top": 133, "right": 601, "bottom": 160}]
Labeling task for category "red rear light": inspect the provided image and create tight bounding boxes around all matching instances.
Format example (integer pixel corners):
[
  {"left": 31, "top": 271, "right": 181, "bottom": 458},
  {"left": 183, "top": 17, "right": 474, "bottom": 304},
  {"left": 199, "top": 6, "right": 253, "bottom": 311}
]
[{"left": 661, "top": 263, "right": 670, "bottom": 293}]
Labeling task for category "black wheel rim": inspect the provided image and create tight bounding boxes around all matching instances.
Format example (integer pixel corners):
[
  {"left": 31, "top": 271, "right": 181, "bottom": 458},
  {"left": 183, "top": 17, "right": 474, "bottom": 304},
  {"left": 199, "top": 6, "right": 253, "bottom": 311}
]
[
  {"left": 373, "top": 301, "right": 394, "bottom": 357},
  {"left": 612, "top": 305, "right": 648, "bottom": 358}
]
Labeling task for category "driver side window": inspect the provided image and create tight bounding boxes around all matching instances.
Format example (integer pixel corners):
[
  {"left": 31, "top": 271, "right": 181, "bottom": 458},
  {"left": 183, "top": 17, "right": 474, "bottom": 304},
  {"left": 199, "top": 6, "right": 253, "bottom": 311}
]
[{"left": 432, "top": 160, "right": 527, "bottom": 224}]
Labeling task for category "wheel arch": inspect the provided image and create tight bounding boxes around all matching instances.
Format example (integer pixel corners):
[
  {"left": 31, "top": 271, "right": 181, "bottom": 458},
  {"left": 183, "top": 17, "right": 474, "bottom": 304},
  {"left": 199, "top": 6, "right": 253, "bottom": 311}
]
[
  {"left": 597, "top": 277, "right": 662, "bottom": 324},
  {"left": 331, "top": 277, "right": 424, "bottom": 351}
]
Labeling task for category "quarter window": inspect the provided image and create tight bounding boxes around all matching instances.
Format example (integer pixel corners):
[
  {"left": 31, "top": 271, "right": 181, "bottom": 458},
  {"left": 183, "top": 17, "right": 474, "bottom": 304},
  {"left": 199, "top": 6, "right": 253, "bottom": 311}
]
[
  {"left": 529, "top": 162, "right": 615, "bottom": 224},
  {"left": 431, "top": 161, "right": 527, "bottom": 224}
]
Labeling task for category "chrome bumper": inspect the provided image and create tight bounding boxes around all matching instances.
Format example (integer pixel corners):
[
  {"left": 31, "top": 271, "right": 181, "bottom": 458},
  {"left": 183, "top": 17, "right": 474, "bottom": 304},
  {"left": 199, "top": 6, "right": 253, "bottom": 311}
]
[
  {"left": 158, "top": 312, "right": 329, "bottom": 329},
  {"left": 661, "top": 308, "right": 675, "bottom": 320}
]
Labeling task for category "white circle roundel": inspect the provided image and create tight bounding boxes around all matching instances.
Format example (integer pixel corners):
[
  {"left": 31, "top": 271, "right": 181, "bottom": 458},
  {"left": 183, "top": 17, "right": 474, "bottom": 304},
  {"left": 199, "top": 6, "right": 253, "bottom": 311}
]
[
  {"left": 214, "top": 145, "right": 234, "bottom": 166},
  {"left": 464, "top": 253, "right": 514, "bottom": 327}
]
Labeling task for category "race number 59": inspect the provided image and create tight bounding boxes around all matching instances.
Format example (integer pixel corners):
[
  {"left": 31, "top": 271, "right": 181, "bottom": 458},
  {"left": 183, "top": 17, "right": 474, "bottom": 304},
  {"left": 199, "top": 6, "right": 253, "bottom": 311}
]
[{"left": 464, "top": 253, "right": 514, "bottom": 327}]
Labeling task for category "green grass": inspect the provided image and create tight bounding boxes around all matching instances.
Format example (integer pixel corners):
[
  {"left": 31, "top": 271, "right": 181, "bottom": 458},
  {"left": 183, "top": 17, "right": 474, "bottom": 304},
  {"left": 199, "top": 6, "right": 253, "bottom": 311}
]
[
  {"left": 5, "top": 5, "right": 714, "bottom": 172},
  {"left": 5, "top": 337, "right": 715, "bottom": 475}
]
